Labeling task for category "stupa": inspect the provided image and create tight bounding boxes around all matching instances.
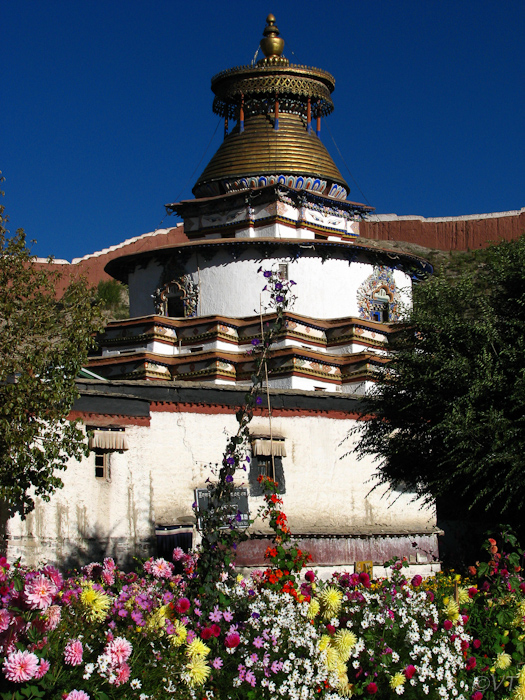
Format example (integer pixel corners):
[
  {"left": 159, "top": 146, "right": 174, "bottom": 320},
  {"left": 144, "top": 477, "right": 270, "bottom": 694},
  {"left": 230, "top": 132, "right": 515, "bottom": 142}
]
[{"left": 6, "top": 17, "right": 439, "bottom": 574}]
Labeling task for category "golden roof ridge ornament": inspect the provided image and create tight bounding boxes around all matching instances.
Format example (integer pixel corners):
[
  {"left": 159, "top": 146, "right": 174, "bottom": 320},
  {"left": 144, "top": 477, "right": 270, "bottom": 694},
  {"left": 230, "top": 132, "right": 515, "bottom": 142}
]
[{"left": 258, "top": 14, "right": 288, "bottom": 66}]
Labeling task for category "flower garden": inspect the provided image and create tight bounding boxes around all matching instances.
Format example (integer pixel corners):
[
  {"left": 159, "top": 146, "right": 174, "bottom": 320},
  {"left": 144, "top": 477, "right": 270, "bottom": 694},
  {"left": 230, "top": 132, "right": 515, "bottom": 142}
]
[
  {"left": 1, "top": 522, "right": 525, "bottom": 700},
  {"left": 1, "top": 271, "right": 525, "bottom": 700}
]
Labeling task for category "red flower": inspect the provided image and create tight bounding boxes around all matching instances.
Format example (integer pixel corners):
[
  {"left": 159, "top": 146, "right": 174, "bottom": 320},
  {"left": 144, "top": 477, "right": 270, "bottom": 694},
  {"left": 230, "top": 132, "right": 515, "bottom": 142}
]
[
  {"left": 201, "top": 627, "right": 213, "bottom": 640},
  {"left": 466, "top": 657, "right": 477, "bottom": 671},
  {"left": 443, "top": 620, "right": 453, "bottom": 631},
  {"left": 471, "top": 692, "right": 483, "bottom": 700},
  {"left": 488, "top": 538, "right": 497, "bottom": 546},
  {"left": 411, "top": 575, "right": 423, "bottom": 587},
  {"left": 224, "top": 632, "right": 240, "bottom": 648},
  {"left": 305, "top": 570, "right": 315, "bottom": 583},
  {"left": 366, "top": 682, "right": 378, "bottom": 694},
  {"left": 174, "top": 597, "right": 190, "bottom": 614},
  {"left": 473, "top": 639, "right": 481, "bottom": 649},
  {"left": 405, "top": 665, "right": 416, "bottom": 680},
  {"left": 359, "top": 572, "right": 371, "bottom": 588}
]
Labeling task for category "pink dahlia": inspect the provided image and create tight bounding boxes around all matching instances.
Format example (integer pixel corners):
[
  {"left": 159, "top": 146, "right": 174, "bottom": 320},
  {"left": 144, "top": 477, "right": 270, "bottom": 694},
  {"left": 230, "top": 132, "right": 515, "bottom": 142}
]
[
  {"left": 25, "top": 574, "right": 57, "bottom": 610},
  {"left": 42, "top": 565, "right": 63, "bottom": 590},
  {"left": 64, "top": 639, "right": 84, "bottom": 666},
  {"left": 106, "top": 636, "right": 132, "bottom": 665},
  {"left": 65, "top": 692, "right": 90, "bottom": 700},
  {"left": 112, "top": 661, "right": 130, "bottom": 686},
  {"left": 3, "top": 649, "right": 39, "bottom": 682},
  {"left": 405, "top": 664, "right": 417, "bottom": 679},
  {"left": 45, "top": 604, "right": 62, "bottom": 631},
  {"left": 172, "top": 547, "right": 185, "bottom": 561},
  {"left": 0, "top": 608, "right": 10, "bottom": 633},
  {"left": 35, "top": 659, "right": 50, "bottom": 679},
  {"left": 151, "top": 558, "right": 174, "bottom": 579}
]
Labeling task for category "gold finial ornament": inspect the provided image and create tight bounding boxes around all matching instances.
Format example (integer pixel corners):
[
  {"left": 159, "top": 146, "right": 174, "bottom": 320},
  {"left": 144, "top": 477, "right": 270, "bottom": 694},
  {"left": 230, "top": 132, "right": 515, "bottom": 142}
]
[{"left": 259, "top": 14, "right": 286, "bottom": 63}]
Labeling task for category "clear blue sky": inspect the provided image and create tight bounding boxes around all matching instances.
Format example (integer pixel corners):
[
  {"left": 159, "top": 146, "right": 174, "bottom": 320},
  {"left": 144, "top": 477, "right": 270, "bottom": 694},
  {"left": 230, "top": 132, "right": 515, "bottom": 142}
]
[{"left": 3, "top": 1, "right": 524, "bottom": 262}]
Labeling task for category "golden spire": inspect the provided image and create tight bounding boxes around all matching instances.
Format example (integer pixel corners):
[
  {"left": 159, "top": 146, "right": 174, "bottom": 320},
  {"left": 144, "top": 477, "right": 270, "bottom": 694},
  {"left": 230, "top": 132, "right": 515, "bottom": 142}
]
[
  {"left": 259, "top": 14, "right": 287, "bottom": 65},
  {"left": 192, "top": 15, "right": 349, "bottom": 200}
]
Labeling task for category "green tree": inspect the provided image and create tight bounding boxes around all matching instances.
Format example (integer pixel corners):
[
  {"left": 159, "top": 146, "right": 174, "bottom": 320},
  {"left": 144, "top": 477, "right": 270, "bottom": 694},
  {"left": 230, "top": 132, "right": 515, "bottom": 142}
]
[
  {"left": 354, "top": 235, "right": 525, "bottom": 522},
  {"left": 96, "top": 278, "right": 129, "bottom": 320},
  {"left": 0, "top": 193, "right": 103, "bottom": 517}
]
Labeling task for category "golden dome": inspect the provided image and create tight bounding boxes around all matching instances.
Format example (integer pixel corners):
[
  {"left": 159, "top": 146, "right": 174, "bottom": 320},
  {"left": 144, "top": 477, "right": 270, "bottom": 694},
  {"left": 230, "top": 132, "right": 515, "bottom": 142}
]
[
  {"left": 194, "top": 113, "right": 348, "bottom": 197},
  {"left": 193, "top": 15, "right": 349, "bottom": 200}
]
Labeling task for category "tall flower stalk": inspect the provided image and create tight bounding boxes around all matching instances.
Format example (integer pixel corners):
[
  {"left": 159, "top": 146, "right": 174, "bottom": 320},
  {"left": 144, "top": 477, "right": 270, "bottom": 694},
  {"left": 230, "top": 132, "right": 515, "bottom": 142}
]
[{"left": 189, "top": 267, "right": 296, "bottom": 606}]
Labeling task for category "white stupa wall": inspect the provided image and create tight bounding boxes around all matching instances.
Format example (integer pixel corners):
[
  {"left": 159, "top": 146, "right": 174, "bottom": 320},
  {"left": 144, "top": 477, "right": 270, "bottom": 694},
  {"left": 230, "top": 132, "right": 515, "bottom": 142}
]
[{"left": 127, "top": 249, "right": 412, "bottom": 321}]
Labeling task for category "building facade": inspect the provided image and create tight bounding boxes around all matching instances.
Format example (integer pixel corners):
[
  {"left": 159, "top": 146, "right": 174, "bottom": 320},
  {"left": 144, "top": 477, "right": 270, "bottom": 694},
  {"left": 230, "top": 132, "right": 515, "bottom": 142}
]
[{"left": 5, "top": 16, "right": 442, "bottom": 575}]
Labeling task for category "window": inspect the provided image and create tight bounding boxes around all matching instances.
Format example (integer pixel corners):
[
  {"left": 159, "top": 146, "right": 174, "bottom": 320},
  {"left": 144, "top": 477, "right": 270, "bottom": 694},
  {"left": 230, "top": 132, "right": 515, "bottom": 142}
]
[
  {"left": 370, "top": 286, "right": 392, "bottom": 322},
  {"left": 94, "top": 449, "right": 109, "bottom": 479},
  {"left": 277, "top": 263, "right": 288, "bottom": 280},
  {"left": 88, "top": 427, "right": 128, "bottom": 481},
  {"left": 167, "top": 288, "right": 185, "bottom": 317},
  {"left": 249, "top": 436, "right": 286, "bottom": 496}
]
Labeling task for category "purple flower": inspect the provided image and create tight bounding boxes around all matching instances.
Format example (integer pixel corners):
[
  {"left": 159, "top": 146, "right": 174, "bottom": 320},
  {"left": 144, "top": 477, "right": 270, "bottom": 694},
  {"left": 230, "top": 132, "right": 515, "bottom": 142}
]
[
  {"left": 275, "top": 282, "right": 283, "bottom": 290},
  {"left": 251, "top": 338, "right": 260, "bottom": 346},
  {"left": 212, "top": 657, "right": 223, "bottom": 669},
  {"left": 263, "top": 271, "right": 272, "bottom": 278},
  {"left": 256, "top": 396, "right": 262, "bottom": 405},
  {"left": 235, "top": 512, "right": 242, "bottom": 522},
  {"left": 253, "top": 636, "right": 264, "bottom": 648},
  {"left": 226, "top": 474, "right": 233, "bottom": 483},
  {"left": 226, "top": 457, "right": 235, "bottom": 465},
  {"left": 276, "top": 295, "right": 284, "bottom": 303}
]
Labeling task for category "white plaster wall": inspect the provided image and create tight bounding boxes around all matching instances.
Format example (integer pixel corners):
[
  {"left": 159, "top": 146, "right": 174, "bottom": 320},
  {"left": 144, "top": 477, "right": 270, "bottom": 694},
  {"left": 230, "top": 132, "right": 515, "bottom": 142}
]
[
  {"left": 6, "top": 410, "right": 435, "bottom": 568},
  {"left": 127, "top": 250, "right": 413, "bottom": 321}
]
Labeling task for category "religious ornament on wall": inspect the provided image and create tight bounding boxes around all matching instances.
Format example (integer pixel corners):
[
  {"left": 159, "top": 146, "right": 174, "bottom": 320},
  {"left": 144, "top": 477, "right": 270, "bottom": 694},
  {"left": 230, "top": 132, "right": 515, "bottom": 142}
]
[
  {"left": 153, "top": 266, "right": 199, "bottom": 318},
  {"left": 357, "top": 266, "right": 400, "bottom": 323}
]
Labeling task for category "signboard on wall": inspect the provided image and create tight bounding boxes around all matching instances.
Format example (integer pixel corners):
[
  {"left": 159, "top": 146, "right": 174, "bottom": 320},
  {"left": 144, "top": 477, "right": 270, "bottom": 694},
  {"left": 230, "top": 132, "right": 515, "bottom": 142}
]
[{"left": 195, "top": 487, "right": 250, "bottom": 529}]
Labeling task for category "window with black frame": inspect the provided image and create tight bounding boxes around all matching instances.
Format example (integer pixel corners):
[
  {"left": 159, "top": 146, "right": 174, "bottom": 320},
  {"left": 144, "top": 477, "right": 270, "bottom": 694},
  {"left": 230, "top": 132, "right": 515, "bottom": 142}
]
[{"left": 249, "top": 436, "right": 286, "bottom": 496}]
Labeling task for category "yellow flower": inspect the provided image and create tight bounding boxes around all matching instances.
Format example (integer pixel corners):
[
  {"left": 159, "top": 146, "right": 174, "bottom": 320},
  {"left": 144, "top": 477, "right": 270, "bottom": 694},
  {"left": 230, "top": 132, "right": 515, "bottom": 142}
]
[
  {"left": 318, "top": 586, "right": 343, "bottom": 619},
  {"left": 146, "top": 605, "right": 169, "bottom": 632},
  {"left": 518, "top": 665, "right": 525, "bottom": 685},
  {"left": 168, "top": 620, "right": 187, "bottom": 647},
  {"left": 445, "top": 599, "right": 460, "bottom": 623},
  {"left": 333, "top": 630, "right": 357, "bottom": 661},
  {"left": 513, "top": 685, "right": 525, "bottom": 700},
  {"left": 389, "top": 672, "right": 406, "bottom": 689},
  {"left": 80, "top": 584, "right": 111, "bottom": 622},
  {"left": 325, "top": 646, "right": 341, "bottom": 671},
  {"left": 308, "top": 599, "right": 320, "bottom": 619},
  {"left": 186, "top": 639, "right": 211, "bottom": 659},
  {"left": 319, "top": 634, "right": 331, "bottom": 652},
  {"left": 186, "top": 656, "right": 211, "bottom": 687},
  {"left": 495, "top": 652, "right": 512, "bottom": 670},
  {"left": 457, "top": 587, "right": 471, "bottom": 605},
  {"left": 337, "top": 675, "right": 354, "bottom": 698}
]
